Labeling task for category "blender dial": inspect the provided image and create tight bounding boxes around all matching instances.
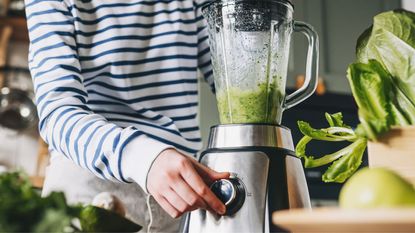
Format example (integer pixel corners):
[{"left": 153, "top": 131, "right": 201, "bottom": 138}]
[{"left": 210, "top": 177, "right": 246, "bottom": 216}]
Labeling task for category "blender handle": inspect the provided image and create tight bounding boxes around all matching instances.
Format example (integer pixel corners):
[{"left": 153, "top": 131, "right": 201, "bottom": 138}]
[{"left": 284, "top": 21, "right": 319, "bottom": 110}]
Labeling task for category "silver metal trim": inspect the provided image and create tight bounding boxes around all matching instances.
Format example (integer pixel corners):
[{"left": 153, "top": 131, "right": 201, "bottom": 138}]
[
  {"left": 285, "top": 155, "right": 311, "bottom": 209},
  {"left": 207, "top": 124, "right": 294, "bottom": 150}
]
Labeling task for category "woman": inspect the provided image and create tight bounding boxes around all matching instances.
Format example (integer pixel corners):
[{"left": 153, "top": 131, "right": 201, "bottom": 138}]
[{"left": 25, "top": 0, "right": 228, "bottom": 231}]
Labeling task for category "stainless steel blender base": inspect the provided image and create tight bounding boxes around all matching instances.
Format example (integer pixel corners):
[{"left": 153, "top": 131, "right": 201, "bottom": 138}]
[
  {"left": 189, "top": 151, "right": 269, "bottom": 233},
  {"left": 181, "top": 124, "right": 311, "bottom": 233}
]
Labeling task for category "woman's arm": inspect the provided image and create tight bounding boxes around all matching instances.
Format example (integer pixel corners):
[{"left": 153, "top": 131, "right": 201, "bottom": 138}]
[{"left": 26, "top": 0, "right": 173, "bottom": 188}]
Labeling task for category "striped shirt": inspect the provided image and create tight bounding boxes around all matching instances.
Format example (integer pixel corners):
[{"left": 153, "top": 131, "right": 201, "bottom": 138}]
[{"left": 25, "top": 0, "right": 214, "bottom": 191}]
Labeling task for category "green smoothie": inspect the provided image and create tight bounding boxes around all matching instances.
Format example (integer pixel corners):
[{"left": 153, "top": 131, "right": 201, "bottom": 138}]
[{"left": 216, "top": 81, "right": 284, "bottom": 124}]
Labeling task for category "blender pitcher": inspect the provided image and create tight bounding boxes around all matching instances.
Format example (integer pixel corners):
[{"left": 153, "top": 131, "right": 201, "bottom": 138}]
[
  {"left": 203, "top": 0, "right": 319, "bottom": 124},
  {"left": 180, "top": 2, "right": 315, "bottom": 232}
]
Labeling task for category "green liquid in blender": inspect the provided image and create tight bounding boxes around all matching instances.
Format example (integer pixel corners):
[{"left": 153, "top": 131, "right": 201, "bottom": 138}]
[{"left": 217, "top": 81, "right": 284, "bottom": 124}]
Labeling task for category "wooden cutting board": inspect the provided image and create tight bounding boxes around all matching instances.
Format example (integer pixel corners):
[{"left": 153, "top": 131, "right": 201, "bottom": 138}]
[{"left": 273, "top": 208, "right": 415, "bottom": 233}]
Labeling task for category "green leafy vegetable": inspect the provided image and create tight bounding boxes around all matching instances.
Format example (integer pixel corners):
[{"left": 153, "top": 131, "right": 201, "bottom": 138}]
[
  {"left": 296, "top": 113, "right": 367, "bottom": 183},
  {"left": 322, "top": 138, "right": 367, "bottom": 183},
  {"left": 356, "top": 10, "right": 415, "bottom": 134},
  {"left": 80, "top": 205, "right": 141, "bottom": 232},
  {"left": 357, "top": 10, "right": 415, "bottom": 107},
  {"left": 347, "top": 60, "right": 396, "bottom": 140},
  {"left": 295, "top": 10, "right": 415, "bottom": 183},
  {"left": 0, "top": 172, "right": 81, "bottom": 232},
  {"left": 0, "top": 172, "right": 141, "bottom": 232},
  {"left": 325, "top": 112, "right": 350, "bottom": 128}
]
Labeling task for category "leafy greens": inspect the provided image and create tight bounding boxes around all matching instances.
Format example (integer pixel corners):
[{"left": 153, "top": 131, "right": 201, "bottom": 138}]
[
  {"left": 296, "top": 113, "right": 367, "bottom": 183},
  {"left": 0, "top": 172, "right": 81, "bottom": 232},
  {"left": 0, "top": 172, "right": 141, "bottom": 232},
  {"left": 295, "top": 10, "right": 415, "bottom": 183}
]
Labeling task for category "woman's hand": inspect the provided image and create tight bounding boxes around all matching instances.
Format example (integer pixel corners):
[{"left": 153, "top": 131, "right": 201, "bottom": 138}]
[{"left": 147, "top": 149, "right": 229, "bottom": 218}]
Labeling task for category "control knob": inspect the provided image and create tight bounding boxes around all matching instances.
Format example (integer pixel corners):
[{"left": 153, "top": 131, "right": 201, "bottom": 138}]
[{"left": 210, "top": 177, "right": 245, "bottom": 215}]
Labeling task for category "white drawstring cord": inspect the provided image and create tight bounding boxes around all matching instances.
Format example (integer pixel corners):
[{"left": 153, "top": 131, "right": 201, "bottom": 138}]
[{"left": 146, "top": 194, "right": 153, "bottom": 233}]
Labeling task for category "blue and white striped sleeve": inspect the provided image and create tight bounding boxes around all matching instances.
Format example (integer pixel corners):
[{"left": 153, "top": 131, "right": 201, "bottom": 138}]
[
  {"left": 195, "top": 0, "right": 215, "bottom": 92},
  {"left": 25, "top": 0, "right": 173, "bottom": 192}
]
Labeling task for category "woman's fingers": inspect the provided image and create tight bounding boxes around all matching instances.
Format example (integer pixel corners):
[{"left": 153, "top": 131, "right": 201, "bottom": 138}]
[
  {"left": 147, "top": 149, "right": 229, "bottom": 217},
  {"left": 189, "top": 159, "right": 230, "bottom": 184},
  {"left": 165, "top": 187, "right": 191, "bottom": 213},
  {"left": 171, "top": 178, "right": 208, "bottom": 210},
  {"left": 180, "top": 161, "right": 226, "bottom": 215},
  {"left": 152, "top": 194, "right": 180, "bottom": 218}
]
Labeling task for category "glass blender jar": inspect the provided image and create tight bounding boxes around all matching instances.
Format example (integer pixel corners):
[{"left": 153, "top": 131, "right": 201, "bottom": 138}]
[{"left": 203, "top": 0, "right": 319, "bottom": 124}]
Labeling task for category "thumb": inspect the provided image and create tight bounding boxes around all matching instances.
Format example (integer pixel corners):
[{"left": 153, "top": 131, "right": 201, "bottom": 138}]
[{"left": 190, "top": 159, "right": 230, "bottom": 185}]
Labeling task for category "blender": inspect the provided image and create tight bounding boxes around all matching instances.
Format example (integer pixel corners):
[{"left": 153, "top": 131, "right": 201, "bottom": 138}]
[{"left": 181, "top": 0, "right": 319, "bottom": 232}]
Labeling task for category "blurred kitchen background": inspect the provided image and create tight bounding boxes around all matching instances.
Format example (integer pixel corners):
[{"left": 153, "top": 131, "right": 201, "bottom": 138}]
[{"left": 0, "top": 0, "right": 414, "bottom": 202}]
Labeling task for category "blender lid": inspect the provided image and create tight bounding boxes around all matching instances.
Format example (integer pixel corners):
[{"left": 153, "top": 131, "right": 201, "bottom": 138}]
[{"left": 202, "top": 0, "right": 294, "bottom": 9}]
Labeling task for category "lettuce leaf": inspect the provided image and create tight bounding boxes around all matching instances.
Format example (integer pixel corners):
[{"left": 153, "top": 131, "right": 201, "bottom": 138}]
[
  {"left": 322, "top": 138, "right": 367, "bottom": 183},
  {"left": 347, "top": 60, "right": 395, "bottom": 140},
  {"left": 356, "top": 10, "right": 415, "bottom": 128},
  {"left": 295, "top": 113, "right": 367, "bottom": 183}
]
